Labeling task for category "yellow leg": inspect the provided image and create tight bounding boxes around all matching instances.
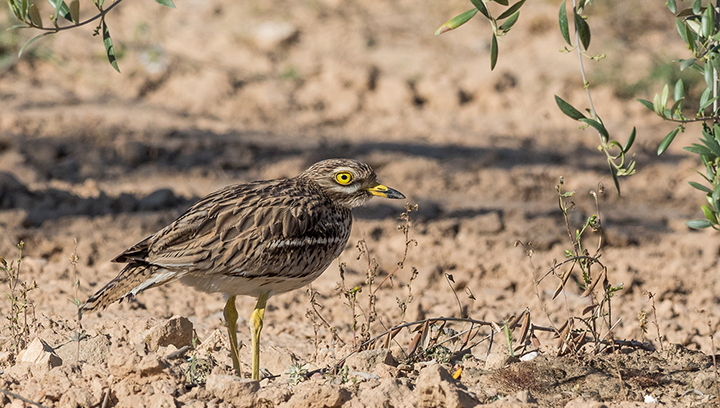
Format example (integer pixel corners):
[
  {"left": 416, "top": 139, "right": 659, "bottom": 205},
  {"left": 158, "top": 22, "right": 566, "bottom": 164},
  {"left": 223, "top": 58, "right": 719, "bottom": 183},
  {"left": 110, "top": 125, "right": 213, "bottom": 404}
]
[
  {"left": 250, "top": 292, "right": 270, "bottom": 381},
  {"left": 224, "top": 295, "right": 243, "bottom": 377}
]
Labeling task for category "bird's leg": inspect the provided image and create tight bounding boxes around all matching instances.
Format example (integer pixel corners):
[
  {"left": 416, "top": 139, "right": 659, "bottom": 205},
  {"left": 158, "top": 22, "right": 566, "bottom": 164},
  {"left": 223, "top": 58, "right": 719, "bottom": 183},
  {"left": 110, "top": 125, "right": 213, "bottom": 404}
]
[
  {"left": 250, "top": 292, "right": 270, "bottom": 381},
  {"left": 223, "top": 295, "right": 243, "bottom": 377}
]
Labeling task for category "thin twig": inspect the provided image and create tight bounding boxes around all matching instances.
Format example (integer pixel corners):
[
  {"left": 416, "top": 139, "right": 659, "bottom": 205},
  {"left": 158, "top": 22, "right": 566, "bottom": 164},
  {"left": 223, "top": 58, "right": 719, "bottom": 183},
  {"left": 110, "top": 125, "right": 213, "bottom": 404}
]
[
  {"left": 0, "top": 388, "right": 49, "bottom": 408},
  {"left": 23, "top": 0, "right": 125, "bottom": 32}
]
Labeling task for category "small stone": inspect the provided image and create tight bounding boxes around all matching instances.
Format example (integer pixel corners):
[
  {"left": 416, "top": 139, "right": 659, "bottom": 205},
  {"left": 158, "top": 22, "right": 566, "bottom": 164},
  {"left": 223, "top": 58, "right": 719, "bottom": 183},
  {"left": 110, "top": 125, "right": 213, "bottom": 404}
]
[
  {"left": 345, "top": 349, "right": 398, "bottom": 372},
  {"left": 206, "top": 374, "right": 259, "bottom": 406},
  {"left": 195, "top": 329, "right": 224, "bottom": 355},
  {"left": 693, "top": 371, "right": 716, "bottom": 394},
  {"left": 138, "top": 355, "right": 165, "bottom": 376},
  {"left": 262, "top": 345, "right": 298, "bottom": 376},
  {"left": 485, "top": 353, "right": 519, "bottom": 370},
  {"left": 285, "top": 383, "right": 349, "bottom": 408},
  {"left": 19, "top": 338, "right": 62, "bottom": 371},
  {"left": 358, "top": 378, "right": 416, "bottom": 408},
  {"left": 253, "top": 22, "right": 299, "bottom": 51},
  {"left": 55, "top": 334, "right": 112, "bottom": 366},
  {"left": 415, "top": 364, "right": 480, "bottom": 408},
  {"left": 373, "top": 363, "right": 400, "bottom": 378},
  {"left": 144, "top": 316, "right": 194, "bottom": 352}
]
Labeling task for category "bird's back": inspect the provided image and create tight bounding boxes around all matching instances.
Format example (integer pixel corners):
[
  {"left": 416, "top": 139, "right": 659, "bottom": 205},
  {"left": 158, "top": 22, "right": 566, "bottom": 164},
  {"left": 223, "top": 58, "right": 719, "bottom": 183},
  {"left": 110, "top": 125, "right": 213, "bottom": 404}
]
[{"left": 83, "top": 176, "right": 352, "bottom": 311}]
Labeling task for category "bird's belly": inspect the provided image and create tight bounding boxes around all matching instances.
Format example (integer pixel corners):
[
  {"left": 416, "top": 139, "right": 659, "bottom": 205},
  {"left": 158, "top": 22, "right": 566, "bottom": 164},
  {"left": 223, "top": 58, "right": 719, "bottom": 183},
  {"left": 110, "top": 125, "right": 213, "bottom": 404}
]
[{"left": 179, "top": 267, "right": 327, "bottom": 298}]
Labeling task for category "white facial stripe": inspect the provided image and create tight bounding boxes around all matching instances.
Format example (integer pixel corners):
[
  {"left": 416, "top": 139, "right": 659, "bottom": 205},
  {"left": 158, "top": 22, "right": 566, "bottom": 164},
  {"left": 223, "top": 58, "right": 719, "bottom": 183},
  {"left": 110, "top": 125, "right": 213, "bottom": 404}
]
[{"left": 329, "top": 184, "right": 362, "bottom": 194}]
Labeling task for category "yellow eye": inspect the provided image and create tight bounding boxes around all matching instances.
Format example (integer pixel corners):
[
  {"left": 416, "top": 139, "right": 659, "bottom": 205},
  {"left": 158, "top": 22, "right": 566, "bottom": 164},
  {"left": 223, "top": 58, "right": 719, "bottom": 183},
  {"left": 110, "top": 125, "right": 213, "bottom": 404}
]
[{"left": 335, "top": 171, "right": 354, "bottom": 185}]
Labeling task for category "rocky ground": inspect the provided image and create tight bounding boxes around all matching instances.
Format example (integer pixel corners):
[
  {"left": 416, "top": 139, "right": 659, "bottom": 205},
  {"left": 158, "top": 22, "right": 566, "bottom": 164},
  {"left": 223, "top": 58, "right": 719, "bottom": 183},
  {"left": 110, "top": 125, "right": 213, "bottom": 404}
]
[{"left": 1, "top": 0, "right": 720, "bottom": 406}]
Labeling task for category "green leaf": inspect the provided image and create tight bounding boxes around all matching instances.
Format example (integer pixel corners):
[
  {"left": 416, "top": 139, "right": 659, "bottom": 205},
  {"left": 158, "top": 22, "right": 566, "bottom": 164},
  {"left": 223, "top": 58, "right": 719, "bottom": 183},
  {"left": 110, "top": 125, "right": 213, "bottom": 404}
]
[
  {"left": 28, "top": 3, "right": 41, "bottom": 28},
  {"left": 680, "top": 58, "right": 696, "bottom": 71},
  {"left": 470, "top": 0, "right": 491, "bottom": 19},
  {"left": 711, "top": 52, "right": 720, "bottom": 72},
  {"left": 684, "top": 143, "right": 714, "bottom": 156},
  {"left": 498, "top": 0, "right": 525, "bottom": 20},
  {"left": 674, "top": 79, "right": 684, "bottom": 103},
  {"left": 686, "top": 219, "right": 712, "bottom": 229},
  {"left": 623, "top": 127, "right": 636, "bottom": 153},
  {"left": 667, "top": 0, "right": 676, "bottom": 13},
  {"left": 558, "top": 0, "right": 572, "bottom": 46},
  {"left": 705, "top": 63, "right": 714, "bottom": 86},
  {"left": 693, "top": 0, "right": 701, "bottom": 14},
  {"left": 700, "top": 95, "right": 719, "bottom": 111},
  {"left": 69, "top": 0, "right": 78, "bottom": 23},
  {"left": 8, "top": 0, "right": 22, "bottom": 20},
  {"left": 46, "top": 0, "right": 72, "bottom": 23},
  {"left": 554, "top": 95, "right": 586, "bottom": 120},
  {"left": 677, "top": 8, "right": 696, "bottom": 18},
  {"left": 102, "top": 18, "right": 120, "bottom": 73},
  {"left": 154, "top": 0, "right": 175, "bottom": 7},
  {"left": 670, "top": 98, "right": 685, "bottom": 119},
  {"left": 490, "top": 33, "right": 498, "bottom": 70},
  {"left": 494, "top": 0, "right": 508, "bottom": 5},
  {"left": 699, "top": 87, "right": 711, "bottom": 112},
  {"left": 657, "top": 127, "right": 680, "bottom": 155},
  {"left": 702, "top": 205, "right": 718, "bottom": 223},
  {"left": 653, "top": 93, "right": 664, "bottom": 117},
  {"left": 609, "top": 162, "right": 621, "bottom": 195},
  {"left": 689, "top": 181, "right": 713, "bottom": 194},
  {"left": 636, "top": 98, "right": 654, "bottom": 111},
  {"left": 499, "top": 11, "right": 520, "bottom": 32},
  {"left": 559, "top": 1, "right": 571, "bottom": 45},
  {"left": 579, "top": 118, "right": 609, "bottom": 140},
  {"left": 661, "top": 83, "right": 669, "bottom": 110},
  {"left": 18, "top": 32, "right": 50, "bottom": 56},
  {"left": 676, "top": 18, "right": 690, "bottom": 43},
  {"left": 702, "top": 5, "right": 715, "bottom": 37},
  {"left": 574, "top": 11, "right": 591, "bottom": 50},
  {"left": 435, "top": 8, "right": 478, "bottom": 35}
]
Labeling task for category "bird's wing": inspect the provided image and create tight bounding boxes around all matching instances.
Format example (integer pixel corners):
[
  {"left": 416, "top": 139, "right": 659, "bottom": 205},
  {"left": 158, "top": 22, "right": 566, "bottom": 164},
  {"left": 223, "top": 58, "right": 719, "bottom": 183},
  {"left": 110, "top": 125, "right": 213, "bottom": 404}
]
[{"left": 113, "top": 180, "right": 324, "bottom": 275}]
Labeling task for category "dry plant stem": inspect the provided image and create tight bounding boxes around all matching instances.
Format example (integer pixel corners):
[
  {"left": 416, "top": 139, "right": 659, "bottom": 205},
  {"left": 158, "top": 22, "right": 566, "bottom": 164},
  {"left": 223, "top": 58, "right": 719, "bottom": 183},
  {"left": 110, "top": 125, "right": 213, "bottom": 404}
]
[
  {"left": 444, "top": 273, "right": 465, "bottom": 318},
  {"left": 70, "top": 239, "right": 83, "bottom": 363},
  {"left": 307, "top": 288, "right": 346, "bottom": 347},
  {"left": 646, "top": 292, "right": 664, "bottom": 352},
  {"left": 372, "top": 205, "right": 416, "bottom": 295},
  {"left": 0, "top": 388, "right": 49, "bottom": 408},
  {"left": 706, "top": 315, "right": 719, "bottom": 404},
  {"left": 101, "top": 388, "right": 110, "bottom": 408}
]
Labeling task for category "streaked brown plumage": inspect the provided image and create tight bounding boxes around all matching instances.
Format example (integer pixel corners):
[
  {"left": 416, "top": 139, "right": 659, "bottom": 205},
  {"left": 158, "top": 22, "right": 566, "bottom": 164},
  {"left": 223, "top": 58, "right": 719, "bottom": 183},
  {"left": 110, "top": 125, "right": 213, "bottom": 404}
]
[{"left": 82, "top": 158, "right": 404, "bottom": 379}]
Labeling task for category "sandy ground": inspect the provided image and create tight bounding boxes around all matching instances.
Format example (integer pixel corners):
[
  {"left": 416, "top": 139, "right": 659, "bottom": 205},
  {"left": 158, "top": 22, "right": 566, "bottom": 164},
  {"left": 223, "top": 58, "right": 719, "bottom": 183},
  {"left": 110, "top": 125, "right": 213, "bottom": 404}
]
[{"left": 1, "top": 0, "right": 720, "bottom": 406}]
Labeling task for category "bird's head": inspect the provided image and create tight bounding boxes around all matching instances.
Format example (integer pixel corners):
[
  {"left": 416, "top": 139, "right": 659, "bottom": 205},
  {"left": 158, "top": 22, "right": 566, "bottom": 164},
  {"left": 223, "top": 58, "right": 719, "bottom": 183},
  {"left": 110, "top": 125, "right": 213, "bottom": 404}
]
[{"left": 301, "top": 158, "right": 405, "bottom": 208}]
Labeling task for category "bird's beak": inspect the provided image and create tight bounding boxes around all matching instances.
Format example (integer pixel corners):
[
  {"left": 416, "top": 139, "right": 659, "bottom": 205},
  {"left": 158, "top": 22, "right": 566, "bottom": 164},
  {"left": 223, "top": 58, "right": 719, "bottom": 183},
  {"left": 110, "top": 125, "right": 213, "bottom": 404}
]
[{"left": 365, "top": 183, "right": 405, "bottom": 199}]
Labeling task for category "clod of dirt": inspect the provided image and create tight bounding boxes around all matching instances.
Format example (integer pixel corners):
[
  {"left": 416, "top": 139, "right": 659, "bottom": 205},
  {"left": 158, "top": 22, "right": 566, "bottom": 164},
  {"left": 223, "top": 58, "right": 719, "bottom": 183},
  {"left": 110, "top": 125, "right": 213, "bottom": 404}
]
[
  {"left": 144, "top": 315, "right": 194, "bottom": 352},
  {"left": 261, "top": 345, "right": 299, "bottom": 377},
  {"left": 352, "top": 378, "right": 416, "bottom": 408},
  {"left": 285, "top": 383, "right": 350, "bottom": 408},
  {"left": 344, "top": 348, "right": 398, "bottom": 372},
  {"left": 55, "top": 334, "right": 111, "bottom": 366},
  {"left": 485, "top": 352, "right": 520, "bottom": 370},
  {"left": 252, "top": 22, "right": 300, "bottom": 51},
  {"left": 205, "top": 374, "right": 259, "bottom": 406},
  {"left": 415, "top": 364, "right": 480, "bottom": 408},
  {"left": 17, "top": 337, "right": 62, "bottom": 371}
]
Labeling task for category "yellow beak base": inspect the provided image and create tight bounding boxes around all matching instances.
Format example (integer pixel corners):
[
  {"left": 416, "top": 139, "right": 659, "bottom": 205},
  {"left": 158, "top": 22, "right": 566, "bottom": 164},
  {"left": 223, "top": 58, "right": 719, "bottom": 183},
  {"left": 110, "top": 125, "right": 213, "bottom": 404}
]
[{"left": 366, "top": 184, "right": 405, "bottom": 199}]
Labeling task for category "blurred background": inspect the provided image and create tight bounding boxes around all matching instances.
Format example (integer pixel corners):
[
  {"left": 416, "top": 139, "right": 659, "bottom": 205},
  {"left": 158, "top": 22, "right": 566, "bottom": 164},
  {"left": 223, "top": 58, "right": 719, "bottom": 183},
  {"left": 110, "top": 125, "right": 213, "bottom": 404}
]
[{"left": 0, "top": 0, "right": 718, "bottom": 356}]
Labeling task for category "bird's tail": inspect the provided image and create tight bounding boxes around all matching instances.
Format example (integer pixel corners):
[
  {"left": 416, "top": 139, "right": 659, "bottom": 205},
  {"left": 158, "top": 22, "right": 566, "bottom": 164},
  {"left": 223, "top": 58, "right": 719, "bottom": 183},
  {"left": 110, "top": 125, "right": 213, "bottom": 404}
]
[{"left": 82, "top": 263, "right": 176, "bottom": 313}]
